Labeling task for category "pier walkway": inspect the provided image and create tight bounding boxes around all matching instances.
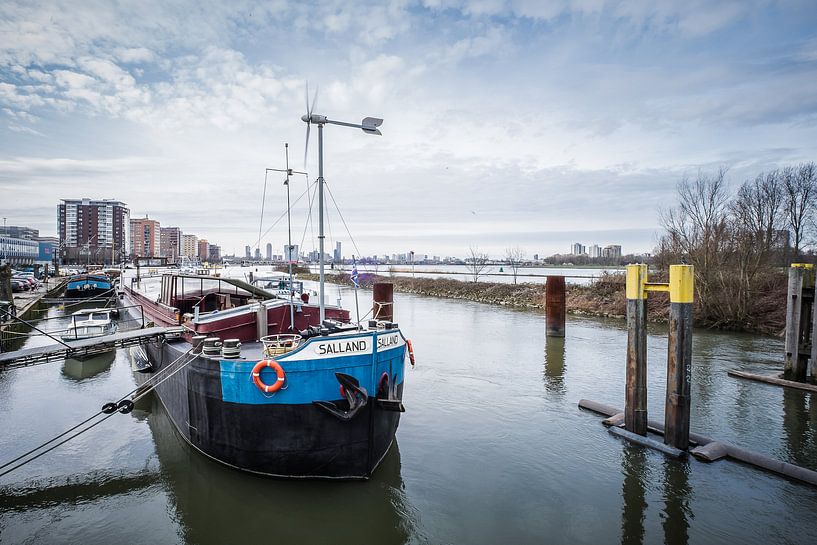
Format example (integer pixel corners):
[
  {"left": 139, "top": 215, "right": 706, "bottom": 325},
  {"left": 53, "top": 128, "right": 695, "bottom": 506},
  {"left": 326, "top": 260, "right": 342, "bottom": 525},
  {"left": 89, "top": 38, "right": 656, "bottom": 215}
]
[{"left": 0, "top": 326, "right": 185, "bottom": 370}]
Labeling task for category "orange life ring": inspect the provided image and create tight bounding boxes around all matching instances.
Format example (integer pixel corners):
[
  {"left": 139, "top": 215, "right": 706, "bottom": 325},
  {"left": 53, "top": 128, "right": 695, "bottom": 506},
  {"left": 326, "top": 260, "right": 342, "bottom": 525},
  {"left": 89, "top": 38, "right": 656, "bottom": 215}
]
[
  {"left": 252, "top": 359, "right": 286, "bottom": 393},
  {"left": 405, "top": 339, "right": 416, "bottom": 366}
]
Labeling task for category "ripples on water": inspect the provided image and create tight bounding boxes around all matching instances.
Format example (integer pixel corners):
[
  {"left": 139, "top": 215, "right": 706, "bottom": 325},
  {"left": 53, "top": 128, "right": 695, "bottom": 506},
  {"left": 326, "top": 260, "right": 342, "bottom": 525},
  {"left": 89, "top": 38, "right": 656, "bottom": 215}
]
[{"left": 0, "top": 271, "right": 816, "bottom": 544}]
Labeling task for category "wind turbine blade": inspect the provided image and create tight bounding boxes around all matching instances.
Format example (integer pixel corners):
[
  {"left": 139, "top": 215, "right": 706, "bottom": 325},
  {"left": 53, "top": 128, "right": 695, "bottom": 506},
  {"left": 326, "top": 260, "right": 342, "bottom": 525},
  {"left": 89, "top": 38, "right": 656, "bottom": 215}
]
[
  {"left": 303, "top": 123, "right": 311, "bottom": 169},
  {"left": 310, "top": 85, "right": 319, "bottom": 115},
  {"left": 305, "top": 81, "right": 310, "bottom": 115}
]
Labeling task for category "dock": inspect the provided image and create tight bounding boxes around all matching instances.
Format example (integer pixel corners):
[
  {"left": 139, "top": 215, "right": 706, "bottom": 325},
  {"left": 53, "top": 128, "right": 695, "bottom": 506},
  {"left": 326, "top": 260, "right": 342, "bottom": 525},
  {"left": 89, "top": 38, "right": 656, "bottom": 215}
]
[{"left": 0, "top": 326, "right": 186, "bottom": 370}]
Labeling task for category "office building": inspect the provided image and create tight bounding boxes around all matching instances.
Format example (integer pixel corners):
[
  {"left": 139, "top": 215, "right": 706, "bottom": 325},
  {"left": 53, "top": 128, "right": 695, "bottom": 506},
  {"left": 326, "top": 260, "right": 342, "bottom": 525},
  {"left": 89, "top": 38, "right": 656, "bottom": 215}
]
[{"left": 0, "top": 225, "right": 38, "bottom": 240}]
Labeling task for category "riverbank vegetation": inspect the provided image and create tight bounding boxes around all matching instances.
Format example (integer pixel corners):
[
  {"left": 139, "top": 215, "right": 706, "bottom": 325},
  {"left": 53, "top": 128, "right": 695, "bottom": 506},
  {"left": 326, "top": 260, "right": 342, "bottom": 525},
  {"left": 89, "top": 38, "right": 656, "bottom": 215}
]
[{"left": 291, "top": 163, "right": 813, "bottom": 335}]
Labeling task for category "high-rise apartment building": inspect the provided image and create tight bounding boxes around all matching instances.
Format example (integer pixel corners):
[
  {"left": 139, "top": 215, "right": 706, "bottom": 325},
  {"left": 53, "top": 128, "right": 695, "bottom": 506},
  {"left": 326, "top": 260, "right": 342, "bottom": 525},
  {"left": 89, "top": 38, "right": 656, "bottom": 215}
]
[
  {"left": 588, "top": 244, "right": 601, "bottom": 258},
  {"left": 198, "top": 239, "right": 209, "bottom": 261},
  {"left": 130, "top": 217, "right": 161, "bottom": 258},
  {"left": 266, "top": 243, "right": 272, "bottom": 260},
  {"left": 160, "top": 226, "right": 182, "bottom": 262},
  {"left": 334, "top": 241, "right": 342, "bottom": 262},
  {"left": 284, "top": 244, "right": 299, "bottom": 262},
  {"left": 181, "top": 234, "right": 198, "bottom": 258},
  {"left": 208, "top": 244, "right": 221, "bottom": 262},
  {"left": 58, "top": 198, "right": 130, "bottom": 264},
  {"left": 570, "top": 243, "right": 586, "bottom": 255}
]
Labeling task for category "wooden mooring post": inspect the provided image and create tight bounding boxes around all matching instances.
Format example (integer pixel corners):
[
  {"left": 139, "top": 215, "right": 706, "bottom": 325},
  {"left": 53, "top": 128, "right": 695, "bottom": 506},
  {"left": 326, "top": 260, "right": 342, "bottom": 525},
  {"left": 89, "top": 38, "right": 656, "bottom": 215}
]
[
  {"left": 545, "top": 276, "right": 566, "bottom": 338},
  {"left": 625, "top": 264, "right": 648, "bottom": 436},
  {"left": 664, "top": 265, "right": 694, "bottom": 450},
  {"left": 622, "top": 264, "right": 695, "bottom": 450},
  {"left": 373, "top": 282, "right": 394, "bottom": 322},
  {"left": 784, "top": 264, "right": 814, "bottom": 382}
]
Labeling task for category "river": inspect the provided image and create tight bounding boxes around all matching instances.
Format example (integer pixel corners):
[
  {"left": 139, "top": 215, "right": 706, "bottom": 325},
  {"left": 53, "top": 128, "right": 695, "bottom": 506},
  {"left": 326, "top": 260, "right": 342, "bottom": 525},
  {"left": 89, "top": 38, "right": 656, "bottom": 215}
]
[
  {"left": 308, "top": 263, "right": 622, "bottom": 285},
  {"left": 0, "top": 269, "right": 815, "bottom": 544}
]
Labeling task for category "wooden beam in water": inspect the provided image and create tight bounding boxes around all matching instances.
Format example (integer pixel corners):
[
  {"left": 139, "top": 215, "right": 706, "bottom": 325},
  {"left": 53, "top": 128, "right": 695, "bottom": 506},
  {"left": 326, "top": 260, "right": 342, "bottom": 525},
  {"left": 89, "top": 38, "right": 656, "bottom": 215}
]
[{"left": 727, "top": 369, "right": 817, "bottom": 393}]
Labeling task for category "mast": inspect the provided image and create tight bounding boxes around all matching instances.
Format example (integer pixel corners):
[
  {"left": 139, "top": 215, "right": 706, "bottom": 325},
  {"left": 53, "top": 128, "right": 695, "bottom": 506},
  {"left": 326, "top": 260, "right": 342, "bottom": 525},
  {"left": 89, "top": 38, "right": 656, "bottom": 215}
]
[
  {"left": 318, "top": 123, "right": 325, "bottom": 324},
  {"left": 300, "top": 102, "right": 383, "bottom": 326},
  {"left": 265, "top": 146, "right": 307, "bottom": 331},
  {"left": 285, "top": 144, "right": 296, "bottom": 331}
]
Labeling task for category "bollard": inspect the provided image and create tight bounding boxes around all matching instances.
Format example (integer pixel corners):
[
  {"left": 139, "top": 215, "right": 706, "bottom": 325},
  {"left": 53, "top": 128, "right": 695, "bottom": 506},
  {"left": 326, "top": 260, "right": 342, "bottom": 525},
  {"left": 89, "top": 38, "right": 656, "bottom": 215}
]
[
  {"left": 545, "top": 276, "right": 566, "bottom": 337},
  {"left": 625, "top": 264, "right": 648, "bottom": 436},
  {"left": 373, "top": 282, "right": 394, "bottom": 322},
  {"left": 664, "top": 265, "right": 694, "bottom": 450}
]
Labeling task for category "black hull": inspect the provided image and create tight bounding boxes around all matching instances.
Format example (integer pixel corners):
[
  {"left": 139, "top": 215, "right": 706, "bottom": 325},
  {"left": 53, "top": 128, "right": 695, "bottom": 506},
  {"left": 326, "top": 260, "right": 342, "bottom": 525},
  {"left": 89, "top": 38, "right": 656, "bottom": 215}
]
[{"left": 142, "top": 339, "right": 402, "bottom": 479}]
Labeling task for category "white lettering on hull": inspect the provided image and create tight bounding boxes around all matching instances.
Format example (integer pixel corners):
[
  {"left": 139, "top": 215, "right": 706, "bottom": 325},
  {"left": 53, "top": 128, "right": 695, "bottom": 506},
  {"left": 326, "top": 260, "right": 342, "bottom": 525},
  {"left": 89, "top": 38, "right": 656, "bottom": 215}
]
[
  {"left": 376, "top": 333, "right": 403, "bottom": 351},
  {"left": 314, "top": 339, "right": 369, "bottom": 356}
]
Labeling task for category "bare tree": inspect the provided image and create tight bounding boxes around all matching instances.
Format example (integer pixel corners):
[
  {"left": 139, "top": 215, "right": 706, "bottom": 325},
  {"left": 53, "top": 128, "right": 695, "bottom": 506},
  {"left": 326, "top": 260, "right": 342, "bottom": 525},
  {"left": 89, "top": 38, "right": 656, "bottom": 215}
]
[
  {"left": 659, "top": 168, "right": 731, "bottom": 323},
  {"left": 504, "top": 246, "right": 526, "bottom": 284},
  {"left": 466, "top": 246, "right": 490, "bottom": 283},
  {"left": 782, "top": 162, "right": 817, "bottom": 259}
]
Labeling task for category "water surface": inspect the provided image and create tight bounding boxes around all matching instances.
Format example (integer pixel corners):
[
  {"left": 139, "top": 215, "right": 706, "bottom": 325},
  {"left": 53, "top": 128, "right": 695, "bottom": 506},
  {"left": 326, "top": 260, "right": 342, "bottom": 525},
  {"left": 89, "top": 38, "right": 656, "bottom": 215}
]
[{"left": 1, "top": 279, "right": 815, "bottom": 544}]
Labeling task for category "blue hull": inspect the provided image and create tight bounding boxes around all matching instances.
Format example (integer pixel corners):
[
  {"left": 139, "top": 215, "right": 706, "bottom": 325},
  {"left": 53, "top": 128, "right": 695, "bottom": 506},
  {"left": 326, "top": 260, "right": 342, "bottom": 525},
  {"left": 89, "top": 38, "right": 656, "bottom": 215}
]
[
  {"left": 142, "top": 329, "right": 407, "bottom": 479},
  {"left": 65, "top": 275, "right": 112, "bottom": 298}
]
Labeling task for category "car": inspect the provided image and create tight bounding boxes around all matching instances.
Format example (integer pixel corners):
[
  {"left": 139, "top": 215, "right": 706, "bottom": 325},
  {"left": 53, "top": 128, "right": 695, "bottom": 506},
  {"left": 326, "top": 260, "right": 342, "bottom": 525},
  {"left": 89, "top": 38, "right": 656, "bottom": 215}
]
[{"left": 11, "top": 279, "right": 28, "bottom": 292}]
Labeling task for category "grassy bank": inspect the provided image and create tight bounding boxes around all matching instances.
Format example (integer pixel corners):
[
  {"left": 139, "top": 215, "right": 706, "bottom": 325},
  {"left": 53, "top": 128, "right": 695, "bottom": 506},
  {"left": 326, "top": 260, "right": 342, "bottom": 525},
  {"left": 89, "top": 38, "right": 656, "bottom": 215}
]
[{"left": 294, "top": 269, "right": 787, "bottom": 335}]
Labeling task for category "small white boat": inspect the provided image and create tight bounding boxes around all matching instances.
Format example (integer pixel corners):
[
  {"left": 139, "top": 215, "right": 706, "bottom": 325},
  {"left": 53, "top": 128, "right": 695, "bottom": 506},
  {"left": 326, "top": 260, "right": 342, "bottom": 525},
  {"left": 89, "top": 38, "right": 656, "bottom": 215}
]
[
  {"left": 60, "top": 308, "right": 119, "bottom": 341},
  {"left": 251, "top": 274, "right": 316, "bottom": 300}
]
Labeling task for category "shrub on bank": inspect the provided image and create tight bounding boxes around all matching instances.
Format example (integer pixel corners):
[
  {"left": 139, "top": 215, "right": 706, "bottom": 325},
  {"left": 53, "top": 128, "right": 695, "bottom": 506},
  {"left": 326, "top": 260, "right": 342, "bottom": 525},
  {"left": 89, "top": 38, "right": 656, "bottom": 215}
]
[{"left": 298, "top": 269, "right": 785, "bottom": 334}]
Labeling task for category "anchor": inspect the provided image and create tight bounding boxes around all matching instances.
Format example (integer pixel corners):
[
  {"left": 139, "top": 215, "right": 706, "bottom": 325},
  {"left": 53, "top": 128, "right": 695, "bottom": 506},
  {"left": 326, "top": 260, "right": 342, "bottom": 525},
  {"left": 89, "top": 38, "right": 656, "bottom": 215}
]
[{"left": 313, "top": 373, "right": 368, "bottom": 421}]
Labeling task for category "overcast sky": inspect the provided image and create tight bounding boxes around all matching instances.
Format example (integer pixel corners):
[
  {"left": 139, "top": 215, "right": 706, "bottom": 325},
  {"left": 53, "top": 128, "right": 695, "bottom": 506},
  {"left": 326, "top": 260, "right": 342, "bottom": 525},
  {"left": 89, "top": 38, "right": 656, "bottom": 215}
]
[{"left": 1, "top": 1, "right": 816, "bottom": 259}]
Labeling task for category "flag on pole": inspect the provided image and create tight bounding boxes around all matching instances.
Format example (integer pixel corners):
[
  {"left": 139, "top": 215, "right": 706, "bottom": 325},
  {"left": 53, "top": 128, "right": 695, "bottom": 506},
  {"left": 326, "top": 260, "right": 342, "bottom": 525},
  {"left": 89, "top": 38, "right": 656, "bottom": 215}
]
[{"left": 351, "top": 258, "right": 359, "bottom": 288}]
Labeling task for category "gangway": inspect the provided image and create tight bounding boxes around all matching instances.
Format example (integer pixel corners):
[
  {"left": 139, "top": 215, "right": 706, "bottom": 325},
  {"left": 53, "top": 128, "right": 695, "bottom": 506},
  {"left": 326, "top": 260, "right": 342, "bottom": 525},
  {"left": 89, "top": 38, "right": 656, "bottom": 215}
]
[{"left": 0, "top": 326, "right": 186, "bottom": 370}]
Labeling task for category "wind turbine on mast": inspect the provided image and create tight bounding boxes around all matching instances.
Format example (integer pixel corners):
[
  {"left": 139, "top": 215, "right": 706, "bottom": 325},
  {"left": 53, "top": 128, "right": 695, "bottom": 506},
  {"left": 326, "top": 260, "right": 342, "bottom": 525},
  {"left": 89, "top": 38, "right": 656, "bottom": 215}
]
[{"left": 301, "top": 82, "right": 384, "bottom": 324}]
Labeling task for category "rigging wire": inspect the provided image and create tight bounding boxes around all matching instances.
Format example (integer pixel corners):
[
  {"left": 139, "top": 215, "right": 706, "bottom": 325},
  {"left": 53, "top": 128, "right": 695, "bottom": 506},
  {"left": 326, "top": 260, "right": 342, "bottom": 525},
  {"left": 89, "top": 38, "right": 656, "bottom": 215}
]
[
  {"left": 257, "top": 180, "right": 317, "bottom": 245},
  {"left": 299, "top": 178, "right": 319, "bottom": 254},
  {"left": 325, "top": 182, "right": 368, "bottom": 271},
  {"left": 254, "top": 169, "right": 270, "bottom": 254},
  {"left": 306, "top": 172, "right": 316, "bottom": 251}
]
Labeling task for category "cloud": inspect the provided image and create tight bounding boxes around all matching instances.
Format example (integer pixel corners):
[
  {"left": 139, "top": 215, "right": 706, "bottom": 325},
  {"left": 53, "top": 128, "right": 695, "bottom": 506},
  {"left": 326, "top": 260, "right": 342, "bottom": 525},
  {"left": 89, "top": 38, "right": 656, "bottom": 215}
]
[{"left": 0, "top": 0, "right": 816, "bottom": 258}]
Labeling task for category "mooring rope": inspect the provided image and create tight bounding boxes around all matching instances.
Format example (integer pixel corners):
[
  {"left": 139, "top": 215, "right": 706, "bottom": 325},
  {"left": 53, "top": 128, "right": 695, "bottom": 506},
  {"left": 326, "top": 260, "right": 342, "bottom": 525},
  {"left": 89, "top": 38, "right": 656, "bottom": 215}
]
[{"left": 0, "top": 345, "right": 198, "bottom": 479}]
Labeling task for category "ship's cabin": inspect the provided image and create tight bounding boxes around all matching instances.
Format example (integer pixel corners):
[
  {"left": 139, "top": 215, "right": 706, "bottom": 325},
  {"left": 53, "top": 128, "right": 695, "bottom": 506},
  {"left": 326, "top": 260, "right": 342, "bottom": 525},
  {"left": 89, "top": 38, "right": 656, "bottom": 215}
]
[{"left": 159, "top": 273, "right": 276, "bottom": 315}]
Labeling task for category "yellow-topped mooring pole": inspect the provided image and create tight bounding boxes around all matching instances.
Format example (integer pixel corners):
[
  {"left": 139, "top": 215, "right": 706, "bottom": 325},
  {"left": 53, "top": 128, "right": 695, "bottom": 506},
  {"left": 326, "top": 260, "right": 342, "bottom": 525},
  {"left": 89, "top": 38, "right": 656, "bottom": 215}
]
[
  {"left": 624, "top": 263, "right": 695, "bottom": 450},
  {"left": 665, "top": 265, "right": 695, "bottom": 450},
  {"left": 625, "top": 264, "right": 648, "bottom": 436}
]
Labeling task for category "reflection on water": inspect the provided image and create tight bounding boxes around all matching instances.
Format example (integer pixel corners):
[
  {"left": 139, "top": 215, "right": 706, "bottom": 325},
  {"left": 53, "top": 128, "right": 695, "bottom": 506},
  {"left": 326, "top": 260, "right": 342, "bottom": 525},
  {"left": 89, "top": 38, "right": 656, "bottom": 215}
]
[
  {"left": 543, "top": 336, "right": 566, "bottom": 396},
  {"left": 620, "top": 445, "right": 648, "bottom": 545},
  {"left": 146, "top": 395, "right": 419, "bottom": 545},
  {"left": 661, "top": 460, "right": 691, "bottom": 545},
  {"left": 61, "top": 351, "right": 116, "bottom": 382},
  {"left": 619, "top": 447, "right": 691, "bottom": 545},
  {"left": 782, "top": 389, "right": 817, "bottom": 468}
]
